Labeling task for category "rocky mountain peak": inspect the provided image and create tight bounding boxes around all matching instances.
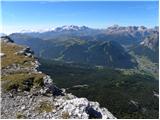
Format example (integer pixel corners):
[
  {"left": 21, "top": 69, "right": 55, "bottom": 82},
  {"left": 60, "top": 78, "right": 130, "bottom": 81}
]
[
  {"left": 140, "top": 32, "right": 159, "bottom": 50},
  {"left": 107, "top": 25, "right": 148, "bottom": 32},
  {"left": 54, "top": 25, "right": 90, "bottom": 32}
]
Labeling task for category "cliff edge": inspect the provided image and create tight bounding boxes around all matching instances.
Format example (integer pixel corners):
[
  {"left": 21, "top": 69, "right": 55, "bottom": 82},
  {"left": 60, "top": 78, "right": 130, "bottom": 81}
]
[{"left": 0, "top": 36, "right": 116, "bottom": 119}]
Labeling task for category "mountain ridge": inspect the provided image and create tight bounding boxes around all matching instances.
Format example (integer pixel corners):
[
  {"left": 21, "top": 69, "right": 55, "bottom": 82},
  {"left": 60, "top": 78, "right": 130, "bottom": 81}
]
[
  {"left": 9, "top": 34, "right": 138, "bottom": 69},
  {"left": 13, "top": 25, "right": 158, "bottom": 33},
  {"left": 1, "top": 36, "right": 116, "bottom": 119}
]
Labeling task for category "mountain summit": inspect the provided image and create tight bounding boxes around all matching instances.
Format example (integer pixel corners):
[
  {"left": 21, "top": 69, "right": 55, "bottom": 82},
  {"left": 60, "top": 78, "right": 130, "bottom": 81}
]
[{"left": 54, "top": 25, "right": 90, "bottom": 32}]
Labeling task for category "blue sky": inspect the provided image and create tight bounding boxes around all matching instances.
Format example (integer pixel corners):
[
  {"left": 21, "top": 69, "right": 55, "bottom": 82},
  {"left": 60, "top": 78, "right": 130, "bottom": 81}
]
[{"left": 1, "top": 1, "right": 159, "bottom": 34}]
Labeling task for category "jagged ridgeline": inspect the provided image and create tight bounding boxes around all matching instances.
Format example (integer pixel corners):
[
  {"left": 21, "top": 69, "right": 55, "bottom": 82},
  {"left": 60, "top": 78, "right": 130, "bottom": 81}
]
[
  {"left": 9, "top": 25, "right": 158, "bottom": 69},
  {"left": 1, "top": 36, "right": 115, "bottom": 119}
]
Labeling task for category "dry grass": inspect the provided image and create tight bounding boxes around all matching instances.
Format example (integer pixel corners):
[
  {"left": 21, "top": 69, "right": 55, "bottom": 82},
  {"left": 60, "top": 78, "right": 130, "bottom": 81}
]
[
  {"left": 16, "top": 112, "right": 26, "bottom": 119},
  {"left": 1, "top": 42, "right": 34, "bottom": 68},
  {"left": 2, "top": 72, "right": 45, "bottom": 91},
  {"left": 62, "top": 111, "right": 70, "bottom": 119},
  {"left": 1, "top": 41, "right": 47, "bottom": 91},
  {"left": 37, "top": 101, "right": 53, "bottom": 113}
]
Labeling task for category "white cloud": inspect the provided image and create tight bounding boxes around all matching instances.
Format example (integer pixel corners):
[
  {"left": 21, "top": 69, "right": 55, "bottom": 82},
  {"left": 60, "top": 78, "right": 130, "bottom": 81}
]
[{"left": 1, "top": 24, "right": 57, "bottom": 35}]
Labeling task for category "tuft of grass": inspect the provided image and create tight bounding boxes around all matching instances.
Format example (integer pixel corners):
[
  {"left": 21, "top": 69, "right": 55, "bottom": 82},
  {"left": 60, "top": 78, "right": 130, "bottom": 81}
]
[
  {"left": 1, "top": 42, "right": 34, "bottom": 68},
  {"left": 2, "top": 73, "right": 45, "bottom": 91},
  {"left": 62, "top": 111, "right": 70, "bottom": 119},
  {"left": 16, "top": 112, "right": 25, "bottom": 119},
  {"left": 37, "top": 101, "right": 53, "bottom": 113}
]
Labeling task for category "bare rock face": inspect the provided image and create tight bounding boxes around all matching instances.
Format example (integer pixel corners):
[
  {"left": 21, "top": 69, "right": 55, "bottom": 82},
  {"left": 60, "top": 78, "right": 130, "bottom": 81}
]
[
  {"left": 140, "top": 32, "right": 159, "bottom": 51},
  {"left": 1, "top": 36, "right": 116, "bottom": 119},
  {"left": 15, "top": 47, "right": 34, "bottom": 57},
  {"left": 1, "top": 36, "right": 14, "bottom": 43},
  {"left": 54, "top": 97, "right": 115, "bottom": 119}
]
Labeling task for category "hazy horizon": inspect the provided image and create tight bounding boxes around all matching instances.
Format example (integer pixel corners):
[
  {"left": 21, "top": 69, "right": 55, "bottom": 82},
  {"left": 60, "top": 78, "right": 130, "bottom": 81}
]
[
  {"left": 1, "top": 24, "right": 159, "bottom": 35},
  {"left": 1, "top": 1, "right": 159, "bottom": 34}
]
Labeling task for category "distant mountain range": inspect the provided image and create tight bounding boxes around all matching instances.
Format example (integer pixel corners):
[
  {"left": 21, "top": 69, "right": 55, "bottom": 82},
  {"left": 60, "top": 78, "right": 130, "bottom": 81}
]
[
  {"left": 12, "top": 25, "right": 158, "bottom": 44},
  {"left": 8, "top": 25, "right": 159, "bottom": 69}
]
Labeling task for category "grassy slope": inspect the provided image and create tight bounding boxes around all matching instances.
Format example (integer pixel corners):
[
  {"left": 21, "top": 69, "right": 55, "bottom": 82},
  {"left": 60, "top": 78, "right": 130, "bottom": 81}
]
[
  {"left": 128, "top": 51, "right": 159, "bottom": 80},
  {"left": 1, "top": 42, "right": 34, "bottom": 68},
  {"left": 1, "top": 42, "right": 45, "bottom": 92}
]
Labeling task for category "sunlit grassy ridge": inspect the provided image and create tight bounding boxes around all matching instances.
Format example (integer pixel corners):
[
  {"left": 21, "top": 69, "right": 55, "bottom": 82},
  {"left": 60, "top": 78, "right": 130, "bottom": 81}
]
[
  {"left": 1, "top": 42, "right": 34, "bottom": 68},
  {"left": 1, "top": 41, "right": 45, "bottom": 92},
  {"left": 2, "top": 73, "right": 44, "bottom": 91}
]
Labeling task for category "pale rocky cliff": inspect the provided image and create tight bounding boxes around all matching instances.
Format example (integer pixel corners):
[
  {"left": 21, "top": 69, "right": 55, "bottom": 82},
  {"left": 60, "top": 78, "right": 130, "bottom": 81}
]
[{"left": 0, "top": 36, "right": 116, "bottom": 119}]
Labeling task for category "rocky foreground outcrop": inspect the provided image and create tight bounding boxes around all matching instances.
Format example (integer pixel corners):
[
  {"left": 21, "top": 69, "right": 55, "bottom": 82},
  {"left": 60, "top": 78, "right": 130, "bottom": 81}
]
[{"left": 0, "top": 36, "right": 116, "bottom": 119}]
